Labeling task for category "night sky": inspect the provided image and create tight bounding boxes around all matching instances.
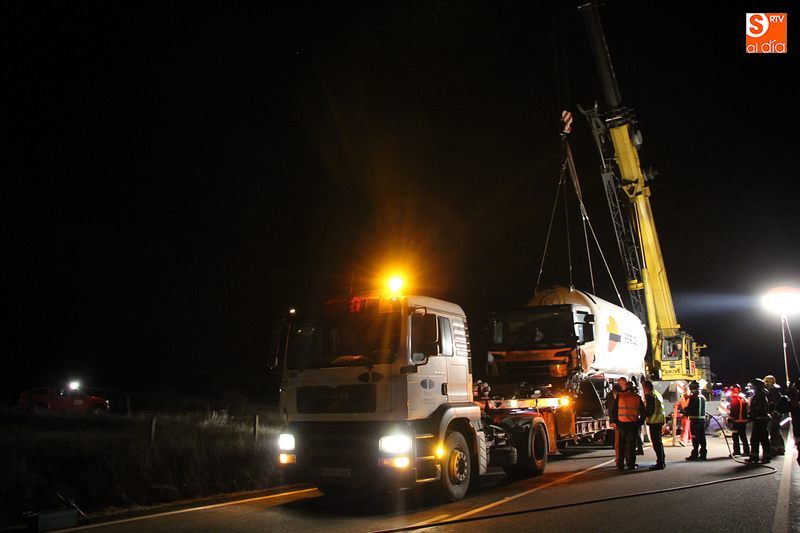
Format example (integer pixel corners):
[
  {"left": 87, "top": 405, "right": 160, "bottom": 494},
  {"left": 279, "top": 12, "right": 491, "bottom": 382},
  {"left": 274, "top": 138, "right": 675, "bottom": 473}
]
[{"left": 5, "top": 1, "right": 799, "bottom": 404}]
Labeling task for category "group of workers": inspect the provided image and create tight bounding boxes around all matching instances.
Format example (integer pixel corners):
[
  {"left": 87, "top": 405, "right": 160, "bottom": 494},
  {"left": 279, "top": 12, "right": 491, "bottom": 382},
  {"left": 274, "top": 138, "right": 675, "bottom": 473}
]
[
  {"left": 609, "top": 374, "right": 800, "bottom": 470},
  {"left": 723, "top": 375, "right": 799, "bottom": 465},
  {"left": 609, "top": 376, "right": 665, "bottom": 470}
]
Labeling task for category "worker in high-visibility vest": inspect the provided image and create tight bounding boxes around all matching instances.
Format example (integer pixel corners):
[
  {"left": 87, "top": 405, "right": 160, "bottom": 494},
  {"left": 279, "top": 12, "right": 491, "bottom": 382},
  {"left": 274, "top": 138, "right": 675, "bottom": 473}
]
[
  {"left": 728, "top": 384, "right": 750, "bottom": 457},
  {"left": 682, "top": 380, "right": 707, "bottom": 460},
  {"left": 611, "top": 381, "right": 646, "bottom": 470},
  {"left": 643, "top": 380, "right": 666, "bottom": 470}
]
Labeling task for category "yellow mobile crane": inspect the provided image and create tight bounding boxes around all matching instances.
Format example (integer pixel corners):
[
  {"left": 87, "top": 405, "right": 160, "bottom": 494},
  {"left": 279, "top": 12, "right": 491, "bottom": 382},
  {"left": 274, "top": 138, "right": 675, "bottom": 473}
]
[{"left": 576, "top": 2, "right": 707, "bottom": 382}]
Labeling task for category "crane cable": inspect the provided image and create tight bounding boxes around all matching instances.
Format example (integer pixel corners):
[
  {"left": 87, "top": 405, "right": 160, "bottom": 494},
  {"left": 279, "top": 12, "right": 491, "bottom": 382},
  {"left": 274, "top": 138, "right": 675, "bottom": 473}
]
[
  {"left": 563, "top": 163, "right": 573, "bottom": 289},
  {"left": 535, "top": 0, "right": 574, "bottom": 294},
  {"left": 535, "top": 129, "right": 626, "bottom": 310},
  {"left": 562, "top": 134, "right": 626, "bottom": 308},
  {"left": 563, "top": 138, "right": 595, "bottom": 293},
  {"left": 535, "top": 161, "right": 567, "bottom": 292}
]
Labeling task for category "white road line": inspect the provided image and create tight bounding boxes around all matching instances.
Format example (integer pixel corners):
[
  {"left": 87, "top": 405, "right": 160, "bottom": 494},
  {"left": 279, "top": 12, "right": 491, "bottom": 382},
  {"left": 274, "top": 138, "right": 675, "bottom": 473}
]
[
  {"left": 406, "top": 514, "right": 450, "bottom": 527},
  {"left": 446, "top": 457, "right": 617, "bottom": 522},
  {"left": 66, "top": 488, "right": 319, "bottom": 530},
  {"left": 772, "top": 430, "right": 794, "bottom": 533}
]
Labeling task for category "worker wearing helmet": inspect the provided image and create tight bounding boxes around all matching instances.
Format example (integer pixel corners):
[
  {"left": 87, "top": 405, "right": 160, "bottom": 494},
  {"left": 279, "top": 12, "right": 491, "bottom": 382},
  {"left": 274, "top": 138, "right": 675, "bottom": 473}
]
[
  {"left": 611, "top": 379, "right": 646, "bottom": 470},
  {"left": 682, "top": 380, "right": 707, "bottom": 460},
  {"left": 763, "top": 375, "right": 787, "bottom": 456},
  {"left": 728, "top": 384, "right": 750, "bottom": 457},
  {"left": 746, "top": 378, "right": 771, "bottom": 464},
  {"left": 642, "top": 380, "right": 666, "bottom": 470}
]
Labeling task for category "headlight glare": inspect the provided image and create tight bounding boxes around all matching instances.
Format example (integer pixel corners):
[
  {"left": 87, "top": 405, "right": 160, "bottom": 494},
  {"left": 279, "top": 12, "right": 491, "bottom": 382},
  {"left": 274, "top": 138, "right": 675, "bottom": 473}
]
[
  {"left": 278, "top": 433, "right": 295, "bottom": 451},
  {"left": 379, "top": 434, "right": 412, "bottom": 454}
]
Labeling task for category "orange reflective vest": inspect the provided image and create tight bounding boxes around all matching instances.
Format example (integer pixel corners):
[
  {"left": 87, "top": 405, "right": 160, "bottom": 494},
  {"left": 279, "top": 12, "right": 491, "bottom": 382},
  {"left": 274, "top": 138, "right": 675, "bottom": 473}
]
[
  {"left": 617, "top": 391, "right": 641, "bottom": 423},
  {"left": 730, "top": 395, "right": 749, "bottom": 423}
]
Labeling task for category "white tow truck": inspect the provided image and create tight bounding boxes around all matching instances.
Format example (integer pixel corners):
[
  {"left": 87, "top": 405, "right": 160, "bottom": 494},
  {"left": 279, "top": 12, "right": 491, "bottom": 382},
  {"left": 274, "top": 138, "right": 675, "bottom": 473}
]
[{"left": 273, "top": 281, "right": 642, "bottom": 501}]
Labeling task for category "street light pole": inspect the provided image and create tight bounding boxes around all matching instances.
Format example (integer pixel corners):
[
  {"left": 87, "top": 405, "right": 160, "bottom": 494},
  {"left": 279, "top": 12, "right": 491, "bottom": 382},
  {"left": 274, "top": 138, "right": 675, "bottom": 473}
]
[
  {"left": 761, "top": 286, "right": 800, "bottom": 387},
  {"left": 780, "top": 314, "right": 790, "bottom": 387}
]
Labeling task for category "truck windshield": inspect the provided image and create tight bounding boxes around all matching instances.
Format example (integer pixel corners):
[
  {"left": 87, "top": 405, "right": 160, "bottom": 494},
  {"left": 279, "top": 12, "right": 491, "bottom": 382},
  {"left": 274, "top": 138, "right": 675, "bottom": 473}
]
[
  {"left": 491, "top": 306, "right": 576, "bottom": 350},
  {"left": 286, "top": 301, "right": 401, "bottom": 370}
]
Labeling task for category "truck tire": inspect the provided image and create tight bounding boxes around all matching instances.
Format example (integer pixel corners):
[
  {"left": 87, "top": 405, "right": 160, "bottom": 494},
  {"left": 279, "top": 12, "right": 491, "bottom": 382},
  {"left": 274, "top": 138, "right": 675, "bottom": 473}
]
[
  {"left": 504, "top": 422, "right": 547, "bottom": 477},
  {"left": 528, "top": 423, "right": 547, "bottom": 476},
  {"left": 439, "top": 431, "right": 471, "bottom": 502}
]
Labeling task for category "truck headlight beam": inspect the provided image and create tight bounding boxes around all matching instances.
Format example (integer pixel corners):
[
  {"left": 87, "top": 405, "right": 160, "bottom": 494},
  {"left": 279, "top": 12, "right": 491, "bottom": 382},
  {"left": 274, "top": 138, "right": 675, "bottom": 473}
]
[
  {"left": 278, "top": 433, "right": 295, "bottom": 451},
  {"left": 379, "top": 434, "right": 412, "bottom": 454}
]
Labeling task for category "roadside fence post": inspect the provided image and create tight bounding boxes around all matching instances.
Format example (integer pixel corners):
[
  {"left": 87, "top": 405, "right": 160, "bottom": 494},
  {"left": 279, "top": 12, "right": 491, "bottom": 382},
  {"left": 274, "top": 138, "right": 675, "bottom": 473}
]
[
  {"left": 254, "top": 413, "right": 259, "bottom": 443},
  {"left": 150, "top": 414, "right": 157, "bottom": 446}
]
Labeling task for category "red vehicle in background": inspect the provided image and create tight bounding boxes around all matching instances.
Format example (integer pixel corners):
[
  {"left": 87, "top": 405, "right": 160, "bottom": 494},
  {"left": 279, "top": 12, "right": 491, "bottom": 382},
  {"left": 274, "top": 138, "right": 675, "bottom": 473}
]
[{"left": 19, "top": 383, "right": 109, "bottom": 414}]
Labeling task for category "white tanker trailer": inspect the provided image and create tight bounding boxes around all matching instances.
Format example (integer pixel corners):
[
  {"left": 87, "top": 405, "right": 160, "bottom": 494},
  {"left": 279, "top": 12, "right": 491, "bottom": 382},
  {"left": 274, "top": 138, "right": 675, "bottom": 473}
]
[
  {"left": 484, "top": 286, "right": 647, "bottom": 444},
  {"left": 527, "top": 286, "right": 647, "bottom": 379}
]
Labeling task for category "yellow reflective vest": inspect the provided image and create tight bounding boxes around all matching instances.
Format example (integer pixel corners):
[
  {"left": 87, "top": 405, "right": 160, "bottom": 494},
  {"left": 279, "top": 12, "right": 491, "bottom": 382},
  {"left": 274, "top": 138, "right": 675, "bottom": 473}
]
[{"left": 646, "top": 390, "right": 666, "bottom": 425}]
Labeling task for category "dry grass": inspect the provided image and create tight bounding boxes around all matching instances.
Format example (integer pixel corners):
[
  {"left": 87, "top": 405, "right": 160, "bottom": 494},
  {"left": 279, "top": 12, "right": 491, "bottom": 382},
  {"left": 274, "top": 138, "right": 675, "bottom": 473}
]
[{"left": 0, "top": 409, "right": 284, "bottom": 528}]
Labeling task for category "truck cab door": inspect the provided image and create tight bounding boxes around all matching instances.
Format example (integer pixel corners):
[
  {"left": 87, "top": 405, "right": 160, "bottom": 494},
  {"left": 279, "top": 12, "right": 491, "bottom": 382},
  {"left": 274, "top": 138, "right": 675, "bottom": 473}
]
[
  {"left": 409, "top": 312, "right": 447, "bottom": 418},
  {"left": 441, "top": 316, "right": 470, "bottom": 403}
]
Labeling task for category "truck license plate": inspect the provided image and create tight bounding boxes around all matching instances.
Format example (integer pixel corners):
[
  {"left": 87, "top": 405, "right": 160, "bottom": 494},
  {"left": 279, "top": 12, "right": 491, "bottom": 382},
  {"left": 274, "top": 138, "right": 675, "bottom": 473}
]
[{"left": 321, "top": 467, "right": 351, "bottom": 478}]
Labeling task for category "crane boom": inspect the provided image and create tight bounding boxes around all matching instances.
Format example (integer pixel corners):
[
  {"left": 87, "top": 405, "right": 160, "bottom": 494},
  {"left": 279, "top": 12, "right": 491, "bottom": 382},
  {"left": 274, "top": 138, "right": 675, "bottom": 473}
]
[{"left": 577, "top": 2, "right": 705, "bottom": 381}]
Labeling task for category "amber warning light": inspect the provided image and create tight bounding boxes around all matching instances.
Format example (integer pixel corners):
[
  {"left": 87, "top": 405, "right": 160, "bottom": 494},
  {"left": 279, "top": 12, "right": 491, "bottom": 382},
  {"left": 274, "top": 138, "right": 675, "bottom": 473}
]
[{"left": 387, "top": 276, "right": 404, "bottom": 294}]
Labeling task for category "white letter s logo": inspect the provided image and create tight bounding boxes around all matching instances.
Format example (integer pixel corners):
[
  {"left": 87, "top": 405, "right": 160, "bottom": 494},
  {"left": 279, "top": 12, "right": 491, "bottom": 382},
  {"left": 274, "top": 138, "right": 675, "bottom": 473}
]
[{"left": 746, "top": 13, "right": 769, "bottom": 38}]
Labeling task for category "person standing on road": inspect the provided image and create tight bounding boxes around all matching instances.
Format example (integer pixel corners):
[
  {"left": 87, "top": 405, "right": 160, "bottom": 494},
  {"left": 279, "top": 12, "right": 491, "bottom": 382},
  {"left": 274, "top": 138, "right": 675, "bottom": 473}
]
[
  {"left": 643, "top": 380, "right": 666, "bottom": 470},
  {"left": 746, "top": 378, "right": 771, "bottom": 464},
  {"left": 612, "top": 380, "right": 646, "bottom": 470},
  {"left": 678, "top": 385, "right": 692, "bottom": 445},
  {"left": 728, "top": 384, "right": 750, "bottom": 457},
  {"left": 763, "top": 375, "right": 787, "bottom": 456},
  {"left": 609, "top": 377, "right": 627, "bottom": 469},
  {"left": 785, "top": 380, "right": 800, "bottom": 467},
  {"left": 682, "top": 381, "right": 707, "bottom": 460}
]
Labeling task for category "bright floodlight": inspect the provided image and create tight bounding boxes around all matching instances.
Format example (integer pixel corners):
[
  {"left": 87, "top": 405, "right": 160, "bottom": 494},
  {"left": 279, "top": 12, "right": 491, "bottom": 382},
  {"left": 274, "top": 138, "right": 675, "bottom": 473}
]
[
  {"left": 388, "top": 276, "right": 404, "bottom": 293},
  {"left": 68, "top": 381, "right": 80, "bottom": 390},
  {"left": 761, "top": 286, "right": 800, "bottom": 316}
]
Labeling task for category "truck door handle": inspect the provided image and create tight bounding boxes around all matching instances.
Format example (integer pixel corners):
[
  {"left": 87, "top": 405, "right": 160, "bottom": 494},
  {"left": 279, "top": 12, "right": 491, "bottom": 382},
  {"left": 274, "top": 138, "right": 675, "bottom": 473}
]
[{"left": 441, "top": 383, "right": 448, "bottom": 395}]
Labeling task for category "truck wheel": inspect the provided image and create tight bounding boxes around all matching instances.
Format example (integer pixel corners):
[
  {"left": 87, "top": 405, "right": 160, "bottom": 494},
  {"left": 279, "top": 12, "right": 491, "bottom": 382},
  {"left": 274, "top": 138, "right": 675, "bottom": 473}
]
[
  {"left": 528, "top": 423, "right": 547, "bottom": 476},
  {"left": 439, "top": 431, "right": 471, "bottom": 502},
  {"left": 504, "top": 422, "right": 547, "bottom": 477}
]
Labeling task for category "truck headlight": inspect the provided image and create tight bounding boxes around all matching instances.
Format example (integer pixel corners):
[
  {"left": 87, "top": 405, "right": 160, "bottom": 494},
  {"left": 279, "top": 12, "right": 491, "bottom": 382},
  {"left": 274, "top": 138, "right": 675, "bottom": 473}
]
[
  {"left": 379, "top": 434, "right": 412, "bottom": 454},
  {"left": 278, "top": 433, "right": 295, "bottom": 451}
]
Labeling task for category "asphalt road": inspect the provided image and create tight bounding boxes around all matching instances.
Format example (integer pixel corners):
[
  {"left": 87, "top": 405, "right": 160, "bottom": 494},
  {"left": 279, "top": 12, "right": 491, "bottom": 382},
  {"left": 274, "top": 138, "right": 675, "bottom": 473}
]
[{"left": 67, "top": 431, "right": 798, "bottom": 533}]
